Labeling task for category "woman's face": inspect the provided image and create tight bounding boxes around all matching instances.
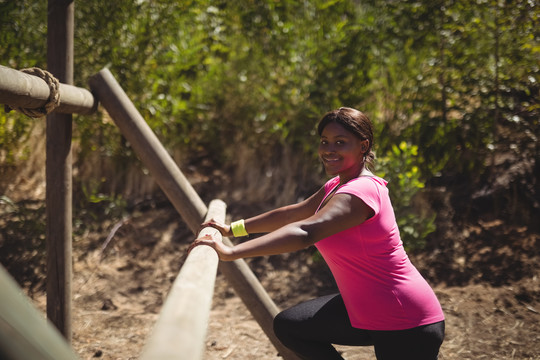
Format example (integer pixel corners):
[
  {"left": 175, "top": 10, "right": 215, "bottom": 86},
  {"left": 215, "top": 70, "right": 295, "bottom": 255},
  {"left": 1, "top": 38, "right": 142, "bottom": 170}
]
[{"left": 318, "top": 122, "right": 367, "bottom": 182}]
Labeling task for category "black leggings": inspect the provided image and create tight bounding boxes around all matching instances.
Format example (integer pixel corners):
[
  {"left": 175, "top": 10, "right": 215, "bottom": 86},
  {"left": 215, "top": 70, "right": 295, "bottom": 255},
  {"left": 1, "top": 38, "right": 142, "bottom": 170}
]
[{"left": 273, "top": 294, "right": 444, "bottom": 360}]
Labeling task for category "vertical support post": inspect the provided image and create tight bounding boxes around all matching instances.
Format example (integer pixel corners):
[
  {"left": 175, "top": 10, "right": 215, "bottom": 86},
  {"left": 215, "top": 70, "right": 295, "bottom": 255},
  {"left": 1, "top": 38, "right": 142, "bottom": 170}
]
[{"left": 46, "top": 0, "right": 74, "bottom": 341}]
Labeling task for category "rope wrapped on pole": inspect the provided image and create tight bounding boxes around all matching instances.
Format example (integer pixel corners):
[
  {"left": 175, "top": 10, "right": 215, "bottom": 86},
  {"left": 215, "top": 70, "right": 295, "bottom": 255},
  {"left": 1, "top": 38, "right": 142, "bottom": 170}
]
[
  {"left": 0, "top": 65, "right": 97, "bottom": 116},
  {"left": 4, "top": 67, "right": 60, "bottom": 117}
]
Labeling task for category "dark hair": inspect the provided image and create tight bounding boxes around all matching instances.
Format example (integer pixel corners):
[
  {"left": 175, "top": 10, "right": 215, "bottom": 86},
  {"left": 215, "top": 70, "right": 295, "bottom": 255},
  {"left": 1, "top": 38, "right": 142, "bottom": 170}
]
[{"left": 317, "top": 107, "right": 375, "bottom": 170}]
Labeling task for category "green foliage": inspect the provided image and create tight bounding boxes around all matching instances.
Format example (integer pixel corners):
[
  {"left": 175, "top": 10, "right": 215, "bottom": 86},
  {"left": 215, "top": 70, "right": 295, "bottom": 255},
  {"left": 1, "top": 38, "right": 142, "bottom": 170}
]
[
  {"left": 0, "top": 110, "right": 33, "bottom": 167},
  {"left": 0, "top": 1, "right": 47, "bottom": 68},
  {"left": 81, "top": 180, "right": 127, "bottom": 218},
  {"left": 376, "top": 142, "right": 436, "bottom": 250},
  {"left": 0, "top": 0, "right": 47, "bottom": 171},
  {"left": 1, "top": 0, "right": 538, "bottom": 249},
  {"left": 73, "top": 179, "right": 128, "bottom": 237}
]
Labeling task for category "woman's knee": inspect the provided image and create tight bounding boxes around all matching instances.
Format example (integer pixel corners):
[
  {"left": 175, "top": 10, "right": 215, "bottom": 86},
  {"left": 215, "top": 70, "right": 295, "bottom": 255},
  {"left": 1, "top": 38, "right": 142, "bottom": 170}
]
[{"left": 273, "top": 310, "right": 293, "bottom": 343}]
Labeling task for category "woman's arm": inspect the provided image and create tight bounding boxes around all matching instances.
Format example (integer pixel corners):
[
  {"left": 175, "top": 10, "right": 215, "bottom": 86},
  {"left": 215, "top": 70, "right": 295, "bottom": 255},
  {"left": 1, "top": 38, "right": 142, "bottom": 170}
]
[
  {"left": 243, "top": 185, "right": 327, "bottom": 234},
  {"left": 200, "top": 186, "right": 326, "bottom": 237},
  {"left": 190, "top": 192, "right": 374, "bottom": 261}
]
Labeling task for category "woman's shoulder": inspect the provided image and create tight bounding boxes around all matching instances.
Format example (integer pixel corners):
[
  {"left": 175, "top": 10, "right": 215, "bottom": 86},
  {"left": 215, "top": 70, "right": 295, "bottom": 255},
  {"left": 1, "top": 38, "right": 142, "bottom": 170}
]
[
  {"left": 323, "top": 176, "right": 341, "bottom": 191},
  {"left": 336, "top": 175, "right": 389, "bottom": 216},
  {"left": 346, "top": 174, "right": 388, "bottom": 188},
  {"left": 325, "top": 175, "right": 388, "bottom": 194},
  {"left": 336, "top": 175, "right": 388, "bottom": 202}
]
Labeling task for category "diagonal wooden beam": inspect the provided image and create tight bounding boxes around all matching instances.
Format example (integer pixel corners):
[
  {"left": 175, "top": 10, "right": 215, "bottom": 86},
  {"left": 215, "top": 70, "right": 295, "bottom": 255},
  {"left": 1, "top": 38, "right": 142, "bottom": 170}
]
[{"left": 89, "top": 67, "right": 300, "bottom": 360}]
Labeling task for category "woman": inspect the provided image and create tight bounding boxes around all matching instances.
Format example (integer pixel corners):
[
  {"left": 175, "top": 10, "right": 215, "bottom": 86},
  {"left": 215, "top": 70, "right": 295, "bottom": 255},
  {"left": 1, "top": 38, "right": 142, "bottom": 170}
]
[{"left": 189, "top": 107, "right": 445, "bottom": 359}]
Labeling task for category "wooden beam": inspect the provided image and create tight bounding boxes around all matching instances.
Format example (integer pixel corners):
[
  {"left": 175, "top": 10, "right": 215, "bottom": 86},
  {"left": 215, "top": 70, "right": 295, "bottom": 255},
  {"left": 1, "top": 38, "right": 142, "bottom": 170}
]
[
  {"left": 0, "top": 65, "right": 97, "bottom": 115},
  {"left": 88, "top": 67, "right": 207, "bottom": 232},
  {"left": 46, "top": 0, "right": 74, "bottom": 341},
  {"left": 140, "top": 199, "right": 224, "bottom": 360},
  {"left": 217, "top": 240, "right": 289, "bottom": 355},
  {"left": 89, "top": 68, "right": 300, "bottom": 359},
  {"left": 0, "top": 265, "right": 79, "bottom": 360}
]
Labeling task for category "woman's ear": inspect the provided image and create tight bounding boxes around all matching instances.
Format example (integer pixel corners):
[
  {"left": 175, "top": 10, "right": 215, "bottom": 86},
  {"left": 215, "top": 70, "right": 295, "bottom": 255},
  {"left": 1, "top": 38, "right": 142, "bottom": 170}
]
[{"left": 361, "top": 139, "right": 369, "bottom": 153}]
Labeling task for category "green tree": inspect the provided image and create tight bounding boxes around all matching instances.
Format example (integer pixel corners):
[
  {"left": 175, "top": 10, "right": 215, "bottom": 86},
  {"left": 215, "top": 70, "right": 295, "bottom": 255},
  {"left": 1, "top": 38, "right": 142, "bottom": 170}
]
[{"left": 1, "top": 0, "right": 538, "bottom": 248}]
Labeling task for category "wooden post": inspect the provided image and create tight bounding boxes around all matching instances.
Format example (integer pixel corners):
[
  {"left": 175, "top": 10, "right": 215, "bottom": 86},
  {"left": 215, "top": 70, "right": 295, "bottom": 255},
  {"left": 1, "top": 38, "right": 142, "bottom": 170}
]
[
  {"left": 0, "top": 265, "right": 79, "bottom": 360},
  {"left": 89, "top": 68, "right": 300, "bottom": 359},
  {"left": 140, "top": 199, "right": 225, "bottom": 360},
  {"left": 0, "top": 65, "right": 97, "bottom": 115},
  {"left": 46, "top": 0, "right": 74, "bottom": 341}
]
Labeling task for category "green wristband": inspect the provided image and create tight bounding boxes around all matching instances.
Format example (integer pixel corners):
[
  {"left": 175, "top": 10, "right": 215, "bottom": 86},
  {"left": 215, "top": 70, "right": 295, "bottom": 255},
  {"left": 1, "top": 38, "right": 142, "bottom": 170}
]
[{"left": 231, "top": 219, "right": 248, "bottom": 237}]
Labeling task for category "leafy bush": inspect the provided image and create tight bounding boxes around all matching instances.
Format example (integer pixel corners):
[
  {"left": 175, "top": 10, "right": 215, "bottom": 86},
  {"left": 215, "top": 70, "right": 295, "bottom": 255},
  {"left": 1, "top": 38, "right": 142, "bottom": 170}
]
[
  {"left": 376, "top": 142, "right": 436, "bottom": 250},
  {"left": 1, "top": 0, "right": 538, "bottom": 249}
]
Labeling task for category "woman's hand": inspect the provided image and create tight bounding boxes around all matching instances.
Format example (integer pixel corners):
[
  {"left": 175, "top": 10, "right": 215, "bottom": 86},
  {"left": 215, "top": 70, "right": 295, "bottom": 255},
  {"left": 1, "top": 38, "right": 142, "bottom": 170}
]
[
  {"left": 187, "top": 233, "right": 236, "bottom": 261},
  {"left": 199, "top": 218, "right": 232, "bottom": 237}
]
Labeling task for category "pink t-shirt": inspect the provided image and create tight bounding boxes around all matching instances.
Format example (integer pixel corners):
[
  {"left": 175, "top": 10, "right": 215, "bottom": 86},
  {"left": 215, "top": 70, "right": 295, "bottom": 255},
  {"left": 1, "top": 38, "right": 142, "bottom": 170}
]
[{"left": 315, "top": 176, "right": 444, "bottom": 330}]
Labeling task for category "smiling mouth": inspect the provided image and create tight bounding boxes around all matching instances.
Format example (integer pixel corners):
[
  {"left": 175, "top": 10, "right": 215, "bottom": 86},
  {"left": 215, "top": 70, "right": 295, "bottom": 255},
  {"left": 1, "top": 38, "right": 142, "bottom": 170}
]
[{"left": 322, "top": 156, "right": 341, "bottom": 163}]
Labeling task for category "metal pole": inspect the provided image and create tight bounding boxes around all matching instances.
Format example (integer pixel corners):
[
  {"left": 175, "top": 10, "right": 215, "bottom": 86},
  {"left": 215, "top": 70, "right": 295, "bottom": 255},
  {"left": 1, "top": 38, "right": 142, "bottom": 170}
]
[{"left": 46, "top": 0, "right": 74, "bottom": 341}]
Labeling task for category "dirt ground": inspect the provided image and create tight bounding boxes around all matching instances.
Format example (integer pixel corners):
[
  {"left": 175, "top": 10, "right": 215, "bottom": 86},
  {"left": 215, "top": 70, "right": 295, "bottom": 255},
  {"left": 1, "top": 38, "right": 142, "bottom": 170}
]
[{"left": 5, "top": 202, "right": 538, "bottom": 360}]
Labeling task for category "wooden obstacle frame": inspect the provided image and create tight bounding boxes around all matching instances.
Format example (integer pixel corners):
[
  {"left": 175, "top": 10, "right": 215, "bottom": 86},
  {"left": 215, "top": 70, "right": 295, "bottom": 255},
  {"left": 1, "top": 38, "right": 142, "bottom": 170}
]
[
  {"left": 0, "top": 66, "right": 301, "bottom": 360},
  {"left": 0, "top": 3, "right": 300, "bottom": 358}
]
